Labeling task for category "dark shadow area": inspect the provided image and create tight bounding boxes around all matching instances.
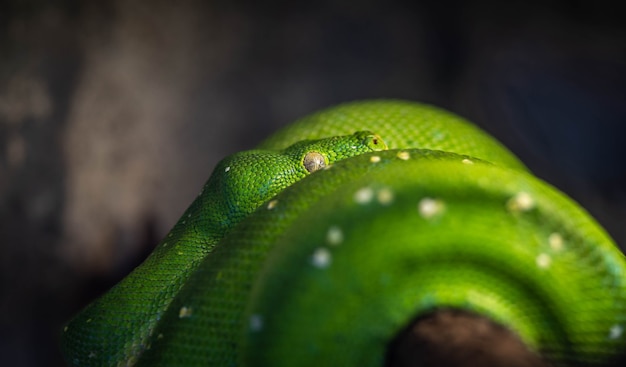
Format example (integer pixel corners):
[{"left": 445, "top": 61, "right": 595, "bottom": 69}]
[{"left": 386, "top": 309, "right": 551, "bottom": 367}]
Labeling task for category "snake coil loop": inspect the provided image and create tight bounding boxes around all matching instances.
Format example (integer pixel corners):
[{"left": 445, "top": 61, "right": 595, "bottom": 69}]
[{"left": 61, "top": 100, "right": 626, "bottom": 367}]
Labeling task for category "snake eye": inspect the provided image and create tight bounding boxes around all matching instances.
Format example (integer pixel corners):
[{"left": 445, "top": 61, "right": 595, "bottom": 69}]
[{"left": 303, "top": 152, "right": 326, "bottom": 173}]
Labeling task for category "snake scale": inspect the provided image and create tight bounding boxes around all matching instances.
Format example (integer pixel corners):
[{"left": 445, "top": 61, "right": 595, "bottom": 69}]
[{"left": 61, "top": 100, "right": 626, "bottom": 366}]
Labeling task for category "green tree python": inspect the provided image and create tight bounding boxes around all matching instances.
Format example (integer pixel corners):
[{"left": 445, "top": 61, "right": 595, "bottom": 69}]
[{"left": 61, "top": 100, "right": 626, "bottom": 366}]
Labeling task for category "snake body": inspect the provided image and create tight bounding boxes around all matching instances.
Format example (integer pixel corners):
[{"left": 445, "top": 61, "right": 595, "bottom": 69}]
[{"left": 62, "top": 100, "right": 626, "bottom": 366}]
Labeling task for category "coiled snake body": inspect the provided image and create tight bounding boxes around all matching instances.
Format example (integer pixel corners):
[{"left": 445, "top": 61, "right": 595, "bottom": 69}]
[{"left": 62, "top": 100, "right": 626, "bottom": 366}]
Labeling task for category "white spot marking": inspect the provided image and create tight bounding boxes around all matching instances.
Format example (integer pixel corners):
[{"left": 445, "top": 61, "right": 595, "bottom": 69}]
[
  {"left": 182, "top": 220, "right": 186, "bottom": 225},
  {"left": 179, "top": 306, "right": 193, "bottom": 318},
  {"left": 64, "top": 326, "right": 68, "bottom": 332},
  {"left": 397, "top": 151, "right": 410, "bottom": 160},
  {"left": 354, "top": 187, "right": 374, "bottom": 204},
  {"left": 224, "top": 166, "right": 231, "bottom": 172},
  {"left": 370, "top": 155, "right": 381, "bottom": 163},
  {"left": 158, "top": 333, "right": 164, "bottom": 339},
  {"left": 168, "top": 233, "right": 173, "bottom": 238},
  {"left": 506, "top": 192, "right": 535, "bottom": 213},
  {"left": 162, "top": 242, "right": 168, "bottom": 247},
  {"left": 418, "top": 198, "right": 445, "bottom": 219},
  {"left": 326, "top": 226, "right": 343, "bottom": 246},
  {"left": 86, "top": 318, "right": 92, "bottom": 323},
  {"left": 462, "top": 158, "right": 474, "bottom": 165},
  {"left": 609, "top": 324, "right": 623, "bottom": 339},
  {"left": 88, "top": 352, "right": 96, "bottom": 359},
  {"left": 187, "top": 213, "right": 192, "bottom": 218},
  {"left": 549, "top": 233, "right": 564, "bottom": 251},
  {"left": 536, "top": 253, "right": 551, "bottom": 269},
  {"left": 377, "top": 187, "right": 394, "bottom": 205},
  {"left": 177, "top": 251, "right": 184, "bottom": 255},
  {"left": 250, "top": 314, "right": 264, "bottom": 332},
  {"left": 433, "top": 131, "right": 446, "bottom": 142},
  {"left": 351, "top": 145, "right": 357, "bottom": 149},
  {"left": 312, "top": 248, "right": 332, "bottom": 268},
  {"left": 267, "top": 200, "right": 279, "bottom": 210}
]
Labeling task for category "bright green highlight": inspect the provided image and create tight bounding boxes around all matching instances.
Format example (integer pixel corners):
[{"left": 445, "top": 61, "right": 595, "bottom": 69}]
[
  {"left": 61, "top": 100, "right": 626, "bottom": 367},
  {"left": 60, "top": 130, "right": 387, "bottom": 365}
]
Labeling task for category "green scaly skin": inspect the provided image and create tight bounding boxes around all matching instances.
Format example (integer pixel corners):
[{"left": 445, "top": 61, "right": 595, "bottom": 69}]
[
  {"left": 61, "top": 130, "right": 386, "bottom": 365},
  {"left": 61, "top": 100, "right": 626, "bottom": 366}
]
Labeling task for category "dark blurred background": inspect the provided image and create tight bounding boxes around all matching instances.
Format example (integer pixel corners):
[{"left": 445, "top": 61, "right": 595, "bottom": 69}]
[{"left": 1, "top": 0, "right": 625, "bottom": 366}]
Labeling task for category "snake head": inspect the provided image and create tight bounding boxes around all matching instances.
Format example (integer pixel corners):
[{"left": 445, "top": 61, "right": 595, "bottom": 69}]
[{"left": 206, "top": 131, "right": 388, "bottom": 231}]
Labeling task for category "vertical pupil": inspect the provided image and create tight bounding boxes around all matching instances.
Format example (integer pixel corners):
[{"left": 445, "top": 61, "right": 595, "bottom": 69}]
[{"left": 304, "top": 152, "right": 325, "bottom": 173}]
